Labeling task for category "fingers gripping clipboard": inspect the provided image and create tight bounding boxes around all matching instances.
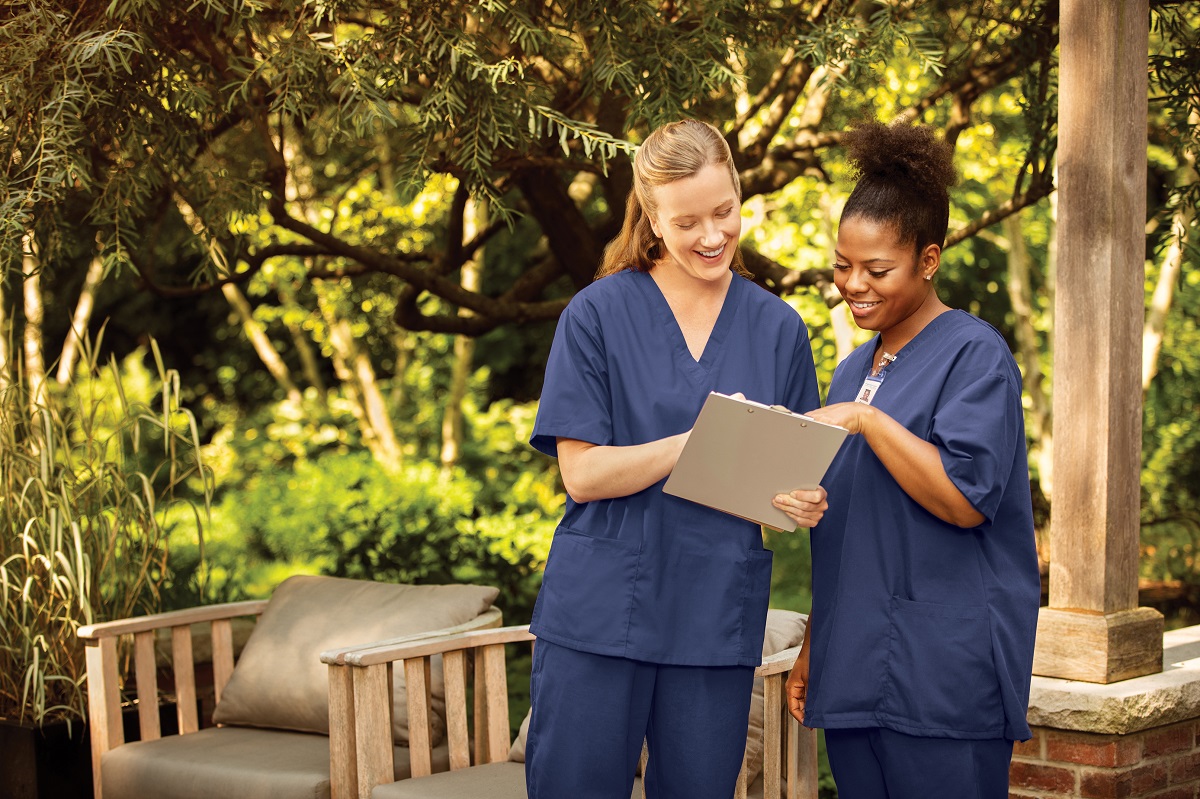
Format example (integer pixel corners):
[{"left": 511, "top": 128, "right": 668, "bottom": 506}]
[{"left": 663, "top": 392, "right": 848, "bottom": 530}]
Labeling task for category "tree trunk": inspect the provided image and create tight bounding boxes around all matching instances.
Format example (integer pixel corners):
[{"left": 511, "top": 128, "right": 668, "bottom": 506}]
[
  {"left": 440, "top": 196, "right": 486, "bottom": 470},
  {"left": 315, "top": 282, "right": 403, "bottom": 471},
  {"left": 222, "top": 283, "right": 304, "bottom": 407},
  {"left": 390, "top": 331, "right": 413, "bottom": 413},
  {"left": 55, "top": 249, "right": 105, "bottom": 385},
  {"left": 286, "top": 319, "right": 328, "bottom": 403},
  {"left": 1142, "top": 111, "right": 1197, "bottom": 394},
  {"left": 820, "top": 193, "right": 856, "bottom": 364},
  {"left": 22, "top": 233, "right": 46, "bottom": 414},
  {"left": 1002, "top": 213, "right": 1052, "bottom": 496}
]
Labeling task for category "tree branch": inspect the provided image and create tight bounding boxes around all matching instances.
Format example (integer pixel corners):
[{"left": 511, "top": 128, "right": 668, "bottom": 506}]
[
  {"left": 740, "top": 247, "right": 837, "bottom": 304},
  {"left": 944, "top": 177, "right": 1056, "bottom": 250}
]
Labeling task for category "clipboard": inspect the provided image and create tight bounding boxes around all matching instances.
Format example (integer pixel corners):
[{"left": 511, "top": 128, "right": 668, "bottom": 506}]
[{"left": 663, "top": 392, "right": 848, "bottom": 530}]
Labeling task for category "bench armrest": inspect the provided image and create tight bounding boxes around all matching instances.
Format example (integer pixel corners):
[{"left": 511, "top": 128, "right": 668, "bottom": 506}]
[{"left": 78, "top": 599, "right": 269, "bottom": 640}]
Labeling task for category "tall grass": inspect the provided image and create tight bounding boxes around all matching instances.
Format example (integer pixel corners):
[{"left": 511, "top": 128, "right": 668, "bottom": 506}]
[{"left": 0, "top": 336, "right": 210, "bottom": 726}]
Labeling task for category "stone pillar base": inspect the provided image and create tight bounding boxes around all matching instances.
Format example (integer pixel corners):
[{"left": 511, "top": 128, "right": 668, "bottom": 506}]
[
  {"left": 1015, "top": 625, "right": 1200, "bottom": 798},
  {"left": 1034, "top": 607, "right": 1165, "bottom": 683}
]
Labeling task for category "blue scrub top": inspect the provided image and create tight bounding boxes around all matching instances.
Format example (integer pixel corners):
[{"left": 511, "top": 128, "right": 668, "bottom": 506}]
[
  {"left": 804, "top": 310, "right": 1041, "bottom": 741},
  {"left": 529, "top": 269, "right": 820, "bottom": 667}
]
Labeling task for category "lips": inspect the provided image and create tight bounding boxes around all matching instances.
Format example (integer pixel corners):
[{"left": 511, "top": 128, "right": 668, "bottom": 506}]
[
  {"left": 696, "top": 243, "right": 726, "bottom": 260},
  {"left": 848, "top": 299, "right": 881, "bottom": 316}
]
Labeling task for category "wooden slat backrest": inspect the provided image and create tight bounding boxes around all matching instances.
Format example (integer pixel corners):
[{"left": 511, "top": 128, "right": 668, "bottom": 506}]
[
  {"left": 171, "top": 625, "right": 199, "bottom": 734},
  {"left": 79, "top": 601, "right": 269, "bottom": 799},
  {"left": 336, "top": 625, "right": 534, "bottom": 799},
  {"left": 339, "top": 623, "right": 822, "bottom": 799},
  {"left": 442, "top": 649, "right": 471, "bottom": 770},
  {"left": 132, "top": 631, "right": 160, "bottom": 741}
]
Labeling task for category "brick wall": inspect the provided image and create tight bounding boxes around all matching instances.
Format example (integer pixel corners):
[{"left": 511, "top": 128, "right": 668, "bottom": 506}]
[{"left": 1011, "top": 721, "right": 1200, "bottom": 799}]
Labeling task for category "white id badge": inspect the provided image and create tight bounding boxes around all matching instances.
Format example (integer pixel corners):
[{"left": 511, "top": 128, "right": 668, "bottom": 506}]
[{"left": 855, "top": 377, "right": 883, "bottom": 405}]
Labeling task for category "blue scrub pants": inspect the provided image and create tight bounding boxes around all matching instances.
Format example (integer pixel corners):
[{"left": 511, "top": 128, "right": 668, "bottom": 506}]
[
  {"left": 824, "top": 727, "right": 1014, "bottom": 799},
  {"left": 524, "top": 639, "right": 755, "bottom": 799}
]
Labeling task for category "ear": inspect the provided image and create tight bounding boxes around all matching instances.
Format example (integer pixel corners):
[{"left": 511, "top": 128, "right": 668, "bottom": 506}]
[
  {"left": 920, "top": 243, "right": 942, "bottom": 281},
  {"left": 649, "top": 217, "right": 662, "bottom": 239}
]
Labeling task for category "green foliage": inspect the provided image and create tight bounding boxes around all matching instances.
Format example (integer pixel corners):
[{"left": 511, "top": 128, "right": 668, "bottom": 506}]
[
  {"left": 165, "top": 350, "right": 561, "bottom": 623},
  {"left": 1141, "top": 265, "right": 1200, "bottom": 588},
  {"left": 169, "top": 451, "right": 554, "bottom": 623},
  {"left": 0, "top": 340, "right": 211, "bottom": 726}
]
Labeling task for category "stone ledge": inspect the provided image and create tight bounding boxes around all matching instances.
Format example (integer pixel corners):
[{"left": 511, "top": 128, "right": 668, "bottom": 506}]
[{"left": 1029, "top": 624, "right": 1200, "bottom": 734}]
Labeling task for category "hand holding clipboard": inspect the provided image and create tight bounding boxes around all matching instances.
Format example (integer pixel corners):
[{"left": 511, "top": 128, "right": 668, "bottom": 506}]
[{"left": 663, "top": 392, "right": 847, "bottom": 531}]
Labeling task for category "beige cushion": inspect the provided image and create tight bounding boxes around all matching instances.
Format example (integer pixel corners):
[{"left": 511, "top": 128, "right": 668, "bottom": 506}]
[
  {"left": 374, "top": 761, "right": 644, "bottom": 799},
  {"left": 373, "top": 760, "right": 765, "bottom": 799},
  {"left": 212, "top": 575, "right": 498, "bottom": 745},
  {"left": 101, "top": 726, "right": 452, "bottom": 799},
  {"left": 506, "top": 608, "right": 808, "bottom": 785},
  {"left": 743, "top": 609, "right": 808, "bottom": 788}
]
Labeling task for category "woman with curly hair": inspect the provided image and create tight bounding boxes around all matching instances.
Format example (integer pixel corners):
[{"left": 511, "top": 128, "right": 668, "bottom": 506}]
[{"left": 774, "top": 120, "right": 1041, "bottom": 798}]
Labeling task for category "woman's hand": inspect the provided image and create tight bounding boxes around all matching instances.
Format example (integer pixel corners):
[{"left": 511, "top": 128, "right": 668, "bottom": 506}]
[
  {"left": 804, "top": 401, "right": 875, "bottom": 436},
  {"left": 771, "top": 486, "right": 828, "bottom": 529},
  {"left": 785, "top": 646, "right": 810, "bottom": 723}
]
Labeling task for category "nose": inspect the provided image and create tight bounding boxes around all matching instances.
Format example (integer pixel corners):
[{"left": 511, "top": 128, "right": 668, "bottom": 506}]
[
  {"left": 842, "top": 266, "right": 868, "bottom": 294},
  {"left": 698, "top": 219, "right": 723, "bottom": 246}
]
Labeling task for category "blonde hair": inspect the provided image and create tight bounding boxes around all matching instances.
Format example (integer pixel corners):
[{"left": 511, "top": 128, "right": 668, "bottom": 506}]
[{"left": 597, "top": 119, "right": 747, "bottom": 278}]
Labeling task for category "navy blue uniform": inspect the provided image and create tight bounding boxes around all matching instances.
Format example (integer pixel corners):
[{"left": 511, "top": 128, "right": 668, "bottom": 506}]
[
  {"left": 527, "top": 269, "right": 820, "bottom": 797},
  {"left": 805, "top": 310, "right": 1041, "bottom": 798}
]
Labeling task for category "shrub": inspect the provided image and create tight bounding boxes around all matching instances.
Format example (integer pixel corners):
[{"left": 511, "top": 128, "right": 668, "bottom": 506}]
[
  {"left": 0, "top": 342, "right": 210, "bottom": 726},
  {"left": 174, "top": 451, "right": 555, "bottom": 623}
]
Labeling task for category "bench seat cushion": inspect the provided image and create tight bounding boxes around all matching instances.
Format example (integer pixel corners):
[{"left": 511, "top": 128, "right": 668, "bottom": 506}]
[
  {"left": 372, "top": 762, "right": 766, "bottom": 799},
  {"left": 101, "top": 726, "right": 451, "bottom": 799}
]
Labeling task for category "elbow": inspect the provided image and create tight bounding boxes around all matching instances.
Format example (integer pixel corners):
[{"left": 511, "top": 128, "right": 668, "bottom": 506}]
[
  {"left": 947, "top": 507, "right": 986, "bottom": 529},
  {"left": 560, "top": 475, "right": 597, "bottom": 505}
]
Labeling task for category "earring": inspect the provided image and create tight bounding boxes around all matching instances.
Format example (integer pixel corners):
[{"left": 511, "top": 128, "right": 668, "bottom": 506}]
[{"left": 924, "top": 275, "right": 932, "bottom": 281}]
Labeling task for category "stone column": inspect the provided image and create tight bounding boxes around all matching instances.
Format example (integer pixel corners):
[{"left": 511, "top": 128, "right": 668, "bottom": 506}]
[{"left": 1032, "top": 0, "right": 1162, "bottom": 683}]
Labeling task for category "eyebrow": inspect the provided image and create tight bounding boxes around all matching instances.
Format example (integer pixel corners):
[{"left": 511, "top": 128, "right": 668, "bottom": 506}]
[
  {"left": 670, "top": 200, "right": 735, "bottom": 223},
  {"left": 833, "top": 250, "right": 898, "bottom": 265}
]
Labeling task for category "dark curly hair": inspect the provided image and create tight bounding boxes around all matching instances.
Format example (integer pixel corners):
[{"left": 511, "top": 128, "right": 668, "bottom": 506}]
[{"left": 840, "top": 120, "right": 958, "bottom": 255}]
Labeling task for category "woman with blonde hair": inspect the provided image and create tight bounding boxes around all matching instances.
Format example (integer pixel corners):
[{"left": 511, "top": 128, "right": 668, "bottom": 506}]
[{"left": 526, "top": 119, "right": 828, "bottom": 798}]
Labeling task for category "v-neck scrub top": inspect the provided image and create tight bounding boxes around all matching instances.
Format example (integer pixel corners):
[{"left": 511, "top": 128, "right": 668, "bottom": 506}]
[
  {"left": 804, "top": 310, "right": 1041, "bottom": 741},
  {"left": 529, "top": 270, "right": 820, "bottom": 667}
]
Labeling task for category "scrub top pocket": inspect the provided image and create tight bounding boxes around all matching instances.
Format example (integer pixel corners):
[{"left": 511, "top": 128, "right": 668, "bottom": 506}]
[
  {"left": 880, "top": 596, "right": 1005, "bottom": 737},
  {"left": 534, "top": 529, "right": 640, "bottom": 652}
]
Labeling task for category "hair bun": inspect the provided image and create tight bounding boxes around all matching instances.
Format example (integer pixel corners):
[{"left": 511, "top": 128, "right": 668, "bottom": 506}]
[{"left": 843, "top": 120, "right": 957, "bottom": 198}]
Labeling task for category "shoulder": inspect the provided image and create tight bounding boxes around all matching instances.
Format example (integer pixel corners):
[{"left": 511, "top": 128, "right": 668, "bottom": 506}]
[
  {"left": 561, "top": 270, "right": 644, "bottom": 322},
  {"left": 738, "top": 275, "right": 790, "bottom": 311},
  {"left": 938, "top": 311, "right": 1022, "bottom": 386},
  {"left": 735, "top": 275, "right": 807, "bottom": 330},
  {"left": 942, "top": 311, "right": 1013, "bottom": 356},
  {"left": 578, "top": 268, "right": 646, "bottom": 303}
]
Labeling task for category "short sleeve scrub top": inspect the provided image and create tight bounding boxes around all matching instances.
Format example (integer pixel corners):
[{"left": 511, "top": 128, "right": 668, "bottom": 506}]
[
  {"left": 804, "top": 310, "right": 1041, "bottom": 741},
  {"left": 530, "top": 270, "right": 821, "bottom": 667}
]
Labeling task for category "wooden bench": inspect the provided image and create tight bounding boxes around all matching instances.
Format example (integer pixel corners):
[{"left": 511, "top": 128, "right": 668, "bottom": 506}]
[{"left": 326, "top": 617, "right": 819, "bottom": 799}]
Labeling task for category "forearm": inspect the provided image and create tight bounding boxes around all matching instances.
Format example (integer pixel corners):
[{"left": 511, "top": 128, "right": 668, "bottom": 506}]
[
  {"left": 557, "top": 433, "right": 689, "bottom": 504},
  {"left": 860, "top": 407, "right": 985, "bottom": 528}
]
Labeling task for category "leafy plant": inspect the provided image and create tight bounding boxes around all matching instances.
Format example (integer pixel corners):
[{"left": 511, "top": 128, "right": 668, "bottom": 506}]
[
  {"left": 0, "top": 338, "right": 211, "bottom": 726},
  {"left": 172, "top": 450, "right": 553, "bottom": 624}
]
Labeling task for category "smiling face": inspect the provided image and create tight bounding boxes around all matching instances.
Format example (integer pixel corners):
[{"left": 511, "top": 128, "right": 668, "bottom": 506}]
[
  {"left": 647, "top": 163, "right": 741, "bottom": 283},
  {"left": 834, "top": 215, "right": 942, "bottom": 342}
]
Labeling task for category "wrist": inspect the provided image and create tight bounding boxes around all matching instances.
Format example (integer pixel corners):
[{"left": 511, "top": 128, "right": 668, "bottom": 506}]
[{"left": 855, "top": 404, "right": 877, "bottom": 438}]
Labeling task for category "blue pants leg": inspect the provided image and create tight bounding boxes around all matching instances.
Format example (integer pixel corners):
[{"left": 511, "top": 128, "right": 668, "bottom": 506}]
[
  {"left": 524, "top": 640, "right": 755, "bottom": 799},
  {"left": 825, "top": 727, "right": 1014, "bottom": 799},
  {"left": 641, "top": 661, "right": 755, "bottom": 799}
]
